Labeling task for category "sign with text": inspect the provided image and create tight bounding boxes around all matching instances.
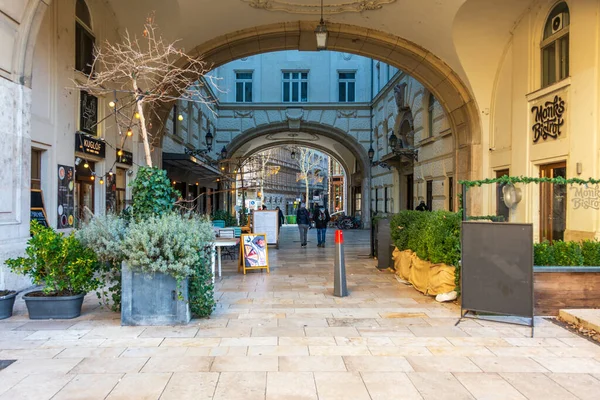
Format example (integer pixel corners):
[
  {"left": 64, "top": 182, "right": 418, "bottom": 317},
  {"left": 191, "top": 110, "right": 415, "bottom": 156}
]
[
  {"left": 531, "top": 94, "right": 566, "bottom": 143},
  {"left": 57, "top": 165, "right": 75, "bottom": 229},
  {"left": 30, "top": 189, "right": 48, "bottom": 228},
  {"left": 79, "top": 91, "right": 98, "bottom": 135},
  {"left": 116, "top": 149, "right": 133, "bottom": 165},
  {"left": 253, "top": 211, "right": 279, "bottom": 246},
  {"left": 76, "top": 132, "right": 106, "bottom": 158}
]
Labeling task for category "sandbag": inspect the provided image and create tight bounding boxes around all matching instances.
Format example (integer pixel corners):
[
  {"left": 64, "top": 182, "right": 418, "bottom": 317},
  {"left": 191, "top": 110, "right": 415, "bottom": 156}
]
[
  {"left": 426, "top": 263, "right": 456, "bottom": 295},
  {"left": 392, "top": 249, "right": 413, "bottom": 281},
  {"left": 409, "top": 254, "right": 430, "bottom": 294}
]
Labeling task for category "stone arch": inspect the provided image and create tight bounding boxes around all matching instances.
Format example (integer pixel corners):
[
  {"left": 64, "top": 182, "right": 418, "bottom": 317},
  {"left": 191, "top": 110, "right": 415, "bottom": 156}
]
[{"left": 224, "top": 122, "right": 372, "bottom": 225}]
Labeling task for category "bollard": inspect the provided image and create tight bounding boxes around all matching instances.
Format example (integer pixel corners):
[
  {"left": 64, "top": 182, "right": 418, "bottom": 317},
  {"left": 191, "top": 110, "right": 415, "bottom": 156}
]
[{"left": 334, "top": 230, "right": 348, "bottom": 297}]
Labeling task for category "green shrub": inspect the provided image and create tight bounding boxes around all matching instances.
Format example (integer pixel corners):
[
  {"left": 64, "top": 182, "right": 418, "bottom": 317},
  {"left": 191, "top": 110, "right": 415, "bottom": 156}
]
[
  {"left": 581, "top": 240, "right": 600, "bottom": 266},
  {"left": 131, "top": 167, "right": 179, "bottom": 219},
  {"left": 6, "top": 221, "right": 100, "bottom": 296},
  {"left": 551, "top": 241, "right": 584, "bottom": 266},
  {"left": 76, "top": 214, "right": 127, "bottom": 311},
  {"left": 534, "top": 241, "right": 555, "bottom": 266},
  {"left": 211, "top": 210, "right": 238, "bottom": 227}
]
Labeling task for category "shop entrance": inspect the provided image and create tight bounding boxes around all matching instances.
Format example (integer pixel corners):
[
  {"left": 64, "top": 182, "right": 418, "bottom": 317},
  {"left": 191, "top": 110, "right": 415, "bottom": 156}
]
[
  {"left": 76, "top": 161, "right": 95, "bottom": 224},
  {"left": 540, "top": 162, "right": 567, "bottom": 242}
]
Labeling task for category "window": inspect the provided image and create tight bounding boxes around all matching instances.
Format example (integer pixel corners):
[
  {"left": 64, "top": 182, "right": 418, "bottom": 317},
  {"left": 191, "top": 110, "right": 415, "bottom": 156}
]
[
  {"left": 428, "top": 94, "right": 436, "bottom": 138},
  {"left": 338, "top": 72, "right": 356, "bottom": 102},
  {"left": 282, "top": 71, "right": 308, "bottom": 102},
  {"left": 426, "top": 180, "right": 433, "bottom": 211},
  {"left": 384, "top": 187, "right": 388, "bottom": 213},
  {"left": 31, "top": 149, "right": 42, "bottom": 190},
  {"left": 448, "top": 177, "right": 454, "bottom": 212},
  {"left": 542, "top": 2, "right": 569, "bottom": 87},
  {"left": 235, "top": 72, "right": 253, "bottom": 102},
  {"left": 75, "top": 0, "right": 95, "bottom": 75}
]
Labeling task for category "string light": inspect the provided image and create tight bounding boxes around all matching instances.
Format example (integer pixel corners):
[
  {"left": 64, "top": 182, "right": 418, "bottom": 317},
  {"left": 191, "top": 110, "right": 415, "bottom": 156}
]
[
  {"left": 126, "top": 128, "right": 133, "bottom": 137},
  {"left": 178, "top": 114, "right": 184, "bottom": 121},
  {"left": 83, "top": 162, "right": 89, "bottom": 168},
  {"left": 135, "top": 112, "right": 140, "bottom": 119},
  {"left": 90, "top": 175, "right": 95, "bottom": 181},
  {"left": 99, "top": 178, "right": 104, "bottom": 185},
  {"left": 108, "top": 101, "right": 116, "bottom": 108},
  {"left": 108, "top": 170, "right": 113, "bottom": 176},
  {"left": 117, "top": 150, "right": 123, "bottom": 156}
]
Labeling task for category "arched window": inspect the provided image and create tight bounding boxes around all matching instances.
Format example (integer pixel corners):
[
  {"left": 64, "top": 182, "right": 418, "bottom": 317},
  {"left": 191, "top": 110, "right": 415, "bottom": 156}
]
[
  {"left": 541, "top": 2, "right": 570, "bottom": 87},
  {"left": 75, "top": 0, "right": 95, "bottom": 75},
  {"left": 427, "top": 93, "right": 435, "bottom": 138}
]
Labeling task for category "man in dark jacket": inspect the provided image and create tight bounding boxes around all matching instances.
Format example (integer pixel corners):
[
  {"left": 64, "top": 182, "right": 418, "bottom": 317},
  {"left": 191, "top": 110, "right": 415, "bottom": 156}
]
[
  {"left": 275, "top": 206, "right": 285, "bottom": 233},
  {"left": 314, "top": 206, "right": 331, "bottom": 247},
  {"left": 296, "top": 203, "right": 311, "bottom": 247}
]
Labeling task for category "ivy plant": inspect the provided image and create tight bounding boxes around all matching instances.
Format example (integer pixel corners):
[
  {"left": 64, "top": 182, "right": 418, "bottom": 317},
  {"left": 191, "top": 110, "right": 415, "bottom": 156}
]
[{"left": 131, "top": 166, "right": 179, "bottom": 219}]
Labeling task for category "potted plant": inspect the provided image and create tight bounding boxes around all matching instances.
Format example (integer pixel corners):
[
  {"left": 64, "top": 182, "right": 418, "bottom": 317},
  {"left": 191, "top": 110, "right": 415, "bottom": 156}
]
[
  {"left": 5, "top": 220, "right": 100, "bottom": 319},
  {"left": 0, "top": 289, "right": 17, "bottom": 319},
  {"left": 120, "top": 212, "right": 215, "bottom": 325}
]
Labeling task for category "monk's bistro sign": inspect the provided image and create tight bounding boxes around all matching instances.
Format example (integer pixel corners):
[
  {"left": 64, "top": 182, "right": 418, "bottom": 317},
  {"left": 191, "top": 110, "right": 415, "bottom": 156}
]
[{"left": 531, "top": 95, "right": 565, "bottom": 143}]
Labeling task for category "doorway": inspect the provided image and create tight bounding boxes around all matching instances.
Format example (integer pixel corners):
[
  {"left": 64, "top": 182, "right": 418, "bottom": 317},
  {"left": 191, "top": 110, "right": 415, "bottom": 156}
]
[
  {"left": 76, "top": 161, "right": 95, "bottom": 224},
  {"left": 539, "top": 162, "right": 567, "bottom": 242}
]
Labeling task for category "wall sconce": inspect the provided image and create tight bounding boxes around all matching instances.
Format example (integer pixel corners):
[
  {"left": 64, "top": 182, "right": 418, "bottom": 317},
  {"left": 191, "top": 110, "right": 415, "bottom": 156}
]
[{"left": 577, "top": 162, "right": 583, "bottom": 175}]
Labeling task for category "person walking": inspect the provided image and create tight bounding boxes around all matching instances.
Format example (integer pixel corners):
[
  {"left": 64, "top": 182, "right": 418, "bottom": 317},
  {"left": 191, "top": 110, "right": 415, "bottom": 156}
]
[
  {"left": 275, "top": 206, "right": 285, "bottom": 233},
  {"left": 314, "top": 205, "right": 330, "bottom": 247},
  {"left": 296, "top": 202, "right": 311, "bottom": 247}
]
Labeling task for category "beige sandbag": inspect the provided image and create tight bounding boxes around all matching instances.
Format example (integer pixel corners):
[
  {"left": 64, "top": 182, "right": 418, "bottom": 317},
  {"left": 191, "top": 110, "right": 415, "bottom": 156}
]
[
  {"left": 426, "top": 263, "right": 456, "bottom": 295},
  {"left": 393, "top": 249, "right": 413, "bottom": 281},
  {"left": 409, "top": 254, "right": 431, "bottom": 294}
]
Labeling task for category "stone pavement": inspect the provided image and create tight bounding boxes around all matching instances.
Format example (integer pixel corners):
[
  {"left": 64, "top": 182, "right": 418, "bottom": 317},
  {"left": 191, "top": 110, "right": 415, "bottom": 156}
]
[{"left": 1, "top": 227, "right": 600, "bottom": 399}]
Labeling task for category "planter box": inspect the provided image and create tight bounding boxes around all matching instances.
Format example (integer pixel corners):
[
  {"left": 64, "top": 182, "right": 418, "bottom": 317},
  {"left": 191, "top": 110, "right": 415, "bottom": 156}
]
[
  {"left": 534, "top": 266, "right": 600, "bottom": 316},
  {"left": 121, "top": 262, "right": 191, "bottom": 326},
  {"left": 0, "top": 291, "right": 17, "bottom": 320},
  {"left": 23, "top": 292, "right": 85, "bottom": 319}
]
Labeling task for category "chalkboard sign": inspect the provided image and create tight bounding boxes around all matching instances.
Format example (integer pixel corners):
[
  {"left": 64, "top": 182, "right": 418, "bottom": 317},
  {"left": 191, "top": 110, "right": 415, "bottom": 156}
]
[
  {"left": 31, "top": 209, "right": 48, "bottom": 227},
  {"left": 30, "top": 189, "right": 48, "bottom": 227}
]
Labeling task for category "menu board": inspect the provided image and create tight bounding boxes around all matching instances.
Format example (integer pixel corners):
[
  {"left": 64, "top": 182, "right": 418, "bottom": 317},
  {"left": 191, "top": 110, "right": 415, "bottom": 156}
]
[
  {"left": 252, "top": 211, "right": 278, "bottom": 246},
  {"left": 30, "top": 189, "right": 48, "bottom": 227},
  {"left": 57, "top": 164, "right": 75, "bottom": 229}
]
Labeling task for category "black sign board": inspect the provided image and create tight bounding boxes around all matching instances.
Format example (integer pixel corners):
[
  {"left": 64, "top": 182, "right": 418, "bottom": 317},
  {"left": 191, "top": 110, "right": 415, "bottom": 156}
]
[
  {"left": 57, "top": 165, "right": 75, "bottom": 229},
  {"left": 30, "top": 189, "right": 48, "bottom": 228},
  {"left": 79, "top": 91, "right": 98, "bottom": 135},
  {"left": 461, "top": 222, "right": 533, "bottom": 322},
  {"left": 76, "top": 132, "right": 105, "bottom": 158},
  {"left": 116, "top": 149, "right": 133, "bottom": 165}
]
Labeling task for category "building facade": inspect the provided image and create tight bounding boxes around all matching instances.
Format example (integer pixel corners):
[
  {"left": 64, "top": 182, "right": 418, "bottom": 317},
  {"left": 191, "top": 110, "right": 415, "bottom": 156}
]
[{"left": 3, "top": 0, "right": 600, "bottom": 290}]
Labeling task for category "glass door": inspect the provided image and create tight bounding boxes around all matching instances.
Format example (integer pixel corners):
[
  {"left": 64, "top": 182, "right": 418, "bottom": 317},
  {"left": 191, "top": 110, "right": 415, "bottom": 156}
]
[{"left": 540, "top": 162, "right": 567, "bottom": 242}]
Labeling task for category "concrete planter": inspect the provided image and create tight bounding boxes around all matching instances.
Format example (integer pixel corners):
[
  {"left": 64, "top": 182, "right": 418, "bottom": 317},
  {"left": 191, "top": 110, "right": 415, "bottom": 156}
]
[
  {"left": 121, "top": 262, "right": 191, "bottom": 326},
  {"left": 534, "top": 266, "right": 600, "bottom": 316},
  {"left": 0, "top": 291, "right": 17, "bottom": 320},
  {"left": 23, "top": 292, "right": 85, "bottom": 319}
]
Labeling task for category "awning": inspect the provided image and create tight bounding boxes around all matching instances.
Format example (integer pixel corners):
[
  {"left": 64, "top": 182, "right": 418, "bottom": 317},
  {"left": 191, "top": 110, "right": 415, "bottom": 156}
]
[{"left": 162, "top": 153, "right": 224, "bottom": 185}]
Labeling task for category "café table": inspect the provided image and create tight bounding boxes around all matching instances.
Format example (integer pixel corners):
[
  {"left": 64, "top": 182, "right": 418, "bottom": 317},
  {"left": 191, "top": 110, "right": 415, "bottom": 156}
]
[{"left": 211, "top": 237, "right": 240, "bottom": 281}]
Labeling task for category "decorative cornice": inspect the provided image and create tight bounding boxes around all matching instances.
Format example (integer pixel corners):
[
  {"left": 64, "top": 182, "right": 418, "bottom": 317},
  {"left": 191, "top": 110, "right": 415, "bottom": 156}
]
[
  {"left": 337, "top": 110, "right": 357, "bottom": 118},
  {"left": 234, "top": 110, "right": 254, "bottom": 118},
  {"left": 241, "top": 0, "right": 396, "bottom": 15}
]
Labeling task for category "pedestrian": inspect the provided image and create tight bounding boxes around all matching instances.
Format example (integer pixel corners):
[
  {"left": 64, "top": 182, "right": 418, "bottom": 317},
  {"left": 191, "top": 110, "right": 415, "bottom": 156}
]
[
  {"left": 314, "top": 205, "right": 330, "bottom": 247},
  {"left": 415, "top": 200, "right": 429, "bottom": 211},
  {"left": 296, "top": 202, "right": 311, "bottom": 247},
  {"left": 275, "top": 206, "right": 285, "bottom": 233}
]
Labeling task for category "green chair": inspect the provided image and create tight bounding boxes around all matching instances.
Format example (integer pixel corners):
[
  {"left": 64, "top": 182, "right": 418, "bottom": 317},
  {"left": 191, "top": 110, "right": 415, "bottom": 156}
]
[
  {"left": 233, "top": 227, "right": 242, "bottom": 238},
  {"left": 212, "top": 220, "right": 226, "bottom": 228}
]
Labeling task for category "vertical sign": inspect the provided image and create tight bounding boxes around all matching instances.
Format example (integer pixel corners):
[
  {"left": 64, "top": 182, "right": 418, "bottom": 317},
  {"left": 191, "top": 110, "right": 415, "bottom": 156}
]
[
  {"left": 106, "top": 173, "right": 117, "bottom": 212},
  {"left": 80, "top": 91, "right": 98, "bottom": 135},
  {"left": 57, "top": 165, "right": 75, "bottom": 228}
]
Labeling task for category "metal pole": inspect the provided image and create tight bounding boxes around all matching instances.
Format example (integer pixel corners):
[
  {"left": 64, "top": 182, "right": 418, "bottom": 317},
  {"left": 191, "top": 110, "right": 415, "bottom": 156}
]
[{"left": 334, "top": 230, "right": 348, "bottom": 297}]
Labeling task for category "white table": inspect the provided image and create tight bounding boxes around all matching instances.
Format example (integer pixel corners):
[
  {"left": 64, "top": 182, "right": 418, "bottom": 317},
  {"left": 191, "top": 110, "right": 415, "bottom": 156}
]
[{"left": 211, "top": 238, "right": 240, "bottom": 281}]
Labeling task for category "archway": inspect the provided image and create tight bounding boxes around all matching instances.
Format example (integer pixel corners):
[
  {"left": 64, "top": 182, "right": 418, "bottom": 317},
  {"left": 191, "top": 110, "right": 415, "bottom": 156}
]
[{"left": 224, "top": 122, "right": 371, "bottom": 225}]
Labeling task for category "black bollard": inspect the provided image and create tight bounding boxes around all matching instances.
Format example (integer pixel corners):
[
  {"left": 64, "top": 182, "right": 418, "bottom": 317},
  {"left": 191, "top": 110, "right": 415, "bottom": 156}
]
[{"left": 334, "top": 230, "right": 348, "bottom": 297}]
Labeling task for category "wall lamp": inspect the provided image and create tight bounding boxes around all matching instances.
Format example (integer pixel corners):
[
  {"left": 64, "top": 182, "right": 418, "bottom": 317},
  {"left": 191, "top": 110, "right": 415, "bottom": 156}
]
[
  {"left": 388, "top": 132, "right": 418, "bottom": 162},
  {"left": 184, "top": 130, "right": 214, "bottom": 157}
]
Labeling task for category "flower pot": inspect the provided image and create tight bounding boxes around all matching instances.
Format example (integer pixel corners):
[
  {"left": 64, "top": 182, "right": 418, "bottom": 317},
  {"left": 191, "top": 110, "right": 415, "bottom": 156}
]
[
  {"left": 0, "top": 291, "right": 17, "bottom": 320},
  {"left": 23, "top": 292, "right": 85, "bottom": 319},
  {"left": 121, "top": 262, "right": 191, "bottom": 326}
]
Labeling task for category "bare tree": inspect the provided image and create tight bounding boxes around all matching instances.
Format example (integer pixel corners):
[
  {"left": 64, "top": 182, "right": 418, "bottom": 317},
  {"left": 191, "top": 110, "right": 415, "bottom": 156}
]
[
  {"left": 295, "top": 148, "right": 325, "bottom": 203},
  {"left": 77, "top": 14, "right": 217, "bottom": 167}
]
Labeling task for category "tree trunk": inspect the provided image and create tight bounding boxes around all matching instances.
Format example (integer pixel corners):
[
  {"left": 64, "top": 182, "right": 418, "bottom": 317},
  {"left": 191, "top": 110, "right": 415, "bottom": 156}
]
[{"left": 132, "top": 79, "right": 153, "bottom": 167}]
